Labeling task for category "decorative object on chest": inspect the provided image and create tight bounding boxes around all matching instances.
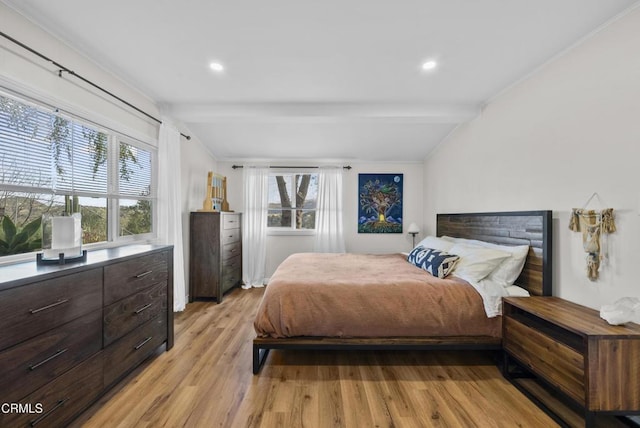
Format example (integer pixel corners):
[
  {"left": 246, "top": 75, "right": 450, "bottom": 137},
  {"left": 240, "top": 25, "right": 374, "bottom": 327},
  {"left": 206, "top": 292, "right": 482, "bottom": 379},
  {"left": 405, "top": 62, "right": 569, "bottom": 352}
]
[
  {"left": 200, "top": 171, "right": 231, "bottom": 212},
  {"left": 37, "top": 212, "right": 88, "bottom": 265},
  {"left": 189, "top": 212, "right": 242, "bottom": 303},
  {"left": 503, "top": 296, "right": 640, "bottom": 427}
]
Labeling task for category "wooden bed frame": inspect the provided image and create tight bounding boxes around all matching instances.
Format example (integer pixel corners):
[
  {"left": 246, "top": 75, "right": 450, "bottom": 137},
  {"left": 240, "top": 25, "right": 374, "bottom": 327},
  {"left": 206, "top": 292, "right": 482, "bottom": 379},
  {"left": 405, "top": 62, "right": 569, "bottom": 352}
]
[{"left": 253, "top": 210, "right": 553, "bottom": 374}]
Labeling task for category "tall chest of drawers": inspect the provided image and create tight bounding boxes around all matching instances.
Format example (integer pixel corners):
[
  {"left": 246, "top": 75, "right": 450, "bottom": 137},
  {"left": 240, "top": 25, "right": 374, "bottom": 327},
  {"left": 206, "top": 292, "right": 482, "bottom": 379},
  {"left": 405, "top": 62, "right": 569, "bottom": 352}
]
[
  {"left": 0, "top": 245, "right": 173, "bottom": 428},
  {"left": 189, "top": 212, "right": 242, "bottom": 303}
]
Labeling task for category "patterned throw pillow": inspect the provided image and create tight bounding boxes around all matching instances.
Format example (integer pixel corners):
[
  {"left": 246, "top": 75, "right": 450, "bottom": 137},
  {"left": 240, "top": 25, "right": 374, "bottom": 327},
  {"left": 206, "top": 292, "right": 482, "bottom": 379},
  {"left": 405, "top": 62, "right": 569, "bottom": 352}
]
[{"left": 407, "top": 246, "right": 460, "bottom": 279}]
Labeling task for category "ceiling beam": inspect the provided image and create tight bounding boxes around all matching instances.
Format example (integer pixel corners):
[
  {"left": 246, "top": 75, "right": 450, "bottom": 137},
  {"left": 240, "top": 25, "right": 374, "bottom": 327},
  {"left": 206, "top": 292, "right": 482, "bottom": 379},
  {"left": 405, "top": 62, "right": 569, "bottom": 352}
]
[{"left": 167, "top": 102, "right": 480, "bottom": 124}]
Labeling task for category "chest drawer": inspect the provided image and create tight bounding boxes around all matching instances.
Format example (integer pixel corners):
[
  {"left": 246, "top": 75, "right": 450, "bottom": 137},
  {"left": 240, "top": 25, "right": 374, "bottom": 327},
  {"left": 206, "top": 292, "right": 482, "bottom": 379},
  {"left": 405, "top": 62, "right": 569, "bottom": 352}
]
[
  {"left": 104, "top": 314, "right": 167, "bottom": 387},
  {"left": 0, "top": 269, "right": 102, "bottom": 351},
  {"left": 221, "top": 228, "right": 241, "bottom": 245},
  {"left": 103, "top": 282, "right": 168, "bottom": 346},
  {"left": 223, "top": 254, "right": 241, "bottom": 274},
  {"left": 504, "top": 316, "right": 585, "bottom": 405},
  {"left": 223, "top": 213, "right": 241, "bottom": 229},
  {"left": 222, "top": 241, "right": 241, "bottom": 261},
  {"left": 0, "top": 311, "right": 101, "bottom": 403},
  {"left": 220, "top": 266, "right": 242, "bottom": 293},
  {"left": 104, "top": 252, "right": 168, "bottom": 305},
  {"left": 0, "top": 351, "right": 103, "bottom": 428}
]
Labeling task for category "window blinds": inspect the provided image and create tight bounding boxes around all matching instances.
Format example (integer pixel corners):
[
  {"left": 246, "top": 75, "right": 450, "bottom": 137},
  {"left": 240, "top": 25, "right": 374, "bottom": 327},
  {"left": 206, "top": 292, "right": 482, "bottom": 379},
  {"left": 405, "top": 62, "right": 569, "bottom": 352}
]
[{"left": 0, "top": 94, "right": 152, "bottom": 199}]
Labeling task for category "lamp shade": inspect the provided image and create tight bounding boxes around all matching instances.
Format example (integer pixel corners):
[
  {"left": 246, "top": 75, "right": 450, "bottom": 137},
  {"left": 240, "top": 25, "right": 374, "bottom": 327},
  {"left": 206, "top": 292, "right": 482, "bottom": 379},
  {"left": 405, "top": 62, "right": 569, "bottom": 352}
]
[{"left": 407, "top": 222, "right": 420, "bottom": 234}]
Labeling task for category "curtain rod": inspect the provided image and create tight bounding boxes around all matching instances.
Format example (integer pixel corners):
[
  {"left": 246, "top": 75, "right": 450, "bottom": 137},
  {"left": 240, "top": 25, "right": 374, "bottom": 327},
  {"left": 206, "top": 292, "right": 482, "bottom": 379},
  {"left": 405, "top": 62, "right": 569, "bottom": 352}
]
[
  {"left": 0, "top": 31, "right": 191, "bottom": 141},
  {"left": 232, "top": 165, "right": 352, "bottom": 170}
]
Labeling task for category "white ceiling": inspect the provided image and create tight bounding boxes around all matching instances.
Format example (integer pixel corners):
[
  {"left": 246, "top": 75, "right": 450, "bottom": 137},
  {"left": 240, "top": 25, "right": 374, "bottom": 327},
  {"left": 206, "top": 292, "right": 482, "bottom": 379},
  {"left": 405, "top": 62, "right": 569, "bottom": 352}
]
[{"left": 4, "top": 0, "right": 639, "bottom": 162}]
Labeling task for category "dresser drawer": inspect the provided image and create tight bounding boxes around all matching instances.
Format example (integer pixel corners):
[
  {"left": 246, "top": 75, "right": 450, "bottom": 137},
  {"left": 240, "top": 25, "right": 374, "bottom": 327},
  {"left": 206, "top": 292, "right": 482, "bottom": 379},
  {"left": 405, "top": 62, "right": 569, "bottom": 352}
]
[
  {"left": 221, "top": 270, "right": 241, "bottom": 294},
  {"left": 222, "top": 213, "right": 241, "bottom": 229},
  {"left": 0, "top": 351, "right": 103, "bottom": 428},
  {"left": 104, "top": 315, "right": 167, "bottom": 386},
  {"left": 221, "top": 258, "right": 241, "bottom": 294},
  {"left": 504, "top": 316, "right": 585, "bottom": 404},
  {"left": 221, "top": 228, "right": 241, "bottom": 245},
  {"left": 222, "top": 241, "right": 241, "bottom": 261},
  {"left": 0, "top": 269, "right": 102, "bottom": 351},
  {"left": 104, "top": 252, "right": 168, "bottom": 305},
  {"left": 103, "top": 282, "right": 168, "bottom": 346},
  {"left": 223, "top": 254, "right": 242, "bottom": 274},
  {"left": 0, "top": 311, "right": 102, "bottom": 403}
]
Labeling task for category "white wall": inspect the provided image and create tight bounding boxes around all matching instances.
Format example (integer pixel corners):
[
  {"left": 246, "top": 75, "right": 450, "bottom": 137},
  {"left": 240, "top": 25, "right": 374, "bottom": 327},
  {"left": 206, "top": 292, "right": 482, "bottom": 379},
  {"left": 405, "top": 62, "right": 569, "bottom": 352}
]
[
  {"left": 180, "top": 136, "right": 218, "bottom": 295},
  {"left": 218, "top": 161, "right": 423, "bottom": 278},
  {"left": 0, "top": 3, "right": 158, "bottom": 143},
  {"left": 423, "top": 8, "right": 640, "bottom": 310}
]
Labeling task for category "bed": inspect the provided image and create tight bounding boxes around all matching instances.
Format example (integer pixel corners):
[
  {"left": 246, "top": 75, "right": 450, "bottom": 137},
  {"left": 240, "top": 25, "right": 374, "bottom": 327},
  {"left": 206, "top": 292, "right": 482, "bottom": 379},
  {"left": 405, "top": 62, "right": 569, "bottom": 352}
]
[{"left": 252, "top": 210, "right": 553, "bottom": 374}]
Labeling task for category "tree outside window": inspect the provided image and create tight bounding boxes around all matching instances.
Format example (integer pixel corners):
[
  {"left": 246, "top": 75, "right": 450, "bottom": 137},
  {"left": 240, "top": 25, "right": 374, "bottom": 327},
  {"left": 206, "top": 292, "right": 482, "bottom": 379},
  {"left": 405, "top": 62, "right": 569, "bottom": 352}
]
[
  {"left": 267, "top": 173, "right": 318, "bottom": 230},
  {"left": 0, "top": 94, "right": 155, "bottom": 257}
]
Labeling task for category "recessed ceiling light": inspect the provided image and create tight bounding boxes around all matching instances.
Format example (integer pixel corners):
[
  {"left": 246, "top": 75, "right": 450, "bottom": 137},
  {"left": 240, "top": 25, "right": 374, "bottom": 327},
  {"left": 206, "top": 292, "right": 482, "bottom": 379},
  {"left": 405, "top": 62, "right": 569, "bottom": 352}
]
[
  {"left": 209, "top": 62, "right": 224, "bottom": 73},
  {"left": 421, "top": 60, "right": 437, "bottom": 71}
]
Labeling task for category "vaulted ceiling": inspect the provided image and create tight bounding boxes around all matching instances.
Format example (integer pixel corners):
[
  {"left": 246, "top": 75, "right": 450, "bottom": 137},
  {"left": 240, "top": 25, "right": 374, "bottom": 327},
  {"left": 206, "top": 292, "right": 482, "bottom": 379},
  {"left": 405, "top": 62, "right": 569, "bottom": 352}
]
[{"left": 3, "top": 0, "right": 638, "bottom": 161}]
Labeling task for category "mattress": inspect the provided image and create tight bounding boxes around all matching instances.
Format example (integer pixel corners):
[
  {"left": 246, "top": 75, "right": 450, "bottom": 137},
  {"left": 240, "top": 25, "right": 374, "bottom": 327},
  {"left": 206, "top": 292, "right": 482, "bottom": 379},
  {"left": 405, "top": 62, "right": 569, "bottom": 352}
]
[{"left": 254, "top": 253, "right": 501, "bottom": 339}]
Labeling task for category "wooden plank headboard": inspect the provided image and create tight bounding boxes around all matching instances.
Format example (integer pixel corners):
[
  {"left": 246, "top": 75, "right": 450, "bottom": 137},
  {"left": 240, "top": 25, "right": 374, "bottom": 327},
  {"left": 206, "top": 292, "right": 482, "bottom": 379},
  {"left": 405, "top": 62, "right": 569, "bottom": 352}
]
[{"left": 436, "top": 211, "right": 552, "bottom": 296}]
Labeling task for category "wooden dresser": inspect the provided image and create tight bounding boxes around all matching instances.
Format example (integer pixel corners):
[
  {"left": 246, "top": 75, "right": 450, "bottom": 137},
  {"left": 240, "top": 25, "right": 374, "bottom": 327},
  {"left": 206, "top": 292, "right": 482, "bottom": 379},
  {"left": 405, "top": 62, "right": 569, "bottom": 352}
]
[
  {"left": 503, "top": 296, "right": 640, "bottom": 427},
  {"left": 0, "top": 245, "right": 173, "bottom": 428},
  {"left": 189, "top": 212, "right": 242, "bottom": 303}
]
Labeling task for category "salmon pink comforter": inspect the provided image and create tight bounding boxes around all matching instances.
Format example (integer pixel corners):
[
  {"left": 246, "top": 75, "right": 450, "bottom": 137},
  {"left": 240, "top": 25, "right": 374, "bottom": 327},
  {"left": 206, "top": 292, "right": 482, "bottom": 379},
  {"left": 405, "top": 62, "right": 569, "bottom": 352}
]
[{"left": 254, "top": 253, "right": 501, "bottom": 338}]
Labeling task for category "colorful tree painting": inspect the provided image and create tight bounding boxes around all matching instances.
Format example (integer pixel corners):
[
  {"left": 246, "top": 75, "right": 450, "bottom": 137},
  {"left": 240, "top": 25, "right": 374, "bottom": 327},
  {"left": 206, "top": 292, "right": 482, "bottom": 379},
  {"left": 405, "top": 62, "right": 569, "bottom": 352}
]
[{"left": 358, "top": 174, "right": 403, "bottom": 233}]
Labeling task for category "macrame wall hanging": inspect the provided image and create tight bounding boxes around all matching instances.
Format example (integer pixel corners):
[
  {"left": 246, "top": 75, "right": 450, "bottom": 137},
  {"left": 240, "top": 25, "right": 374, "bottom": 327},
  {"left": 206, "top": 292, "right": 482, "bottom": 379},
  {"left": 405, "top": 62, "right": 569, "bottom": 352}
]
[{"left": 569, "top": 193, "right": 616, "bottom": 281}]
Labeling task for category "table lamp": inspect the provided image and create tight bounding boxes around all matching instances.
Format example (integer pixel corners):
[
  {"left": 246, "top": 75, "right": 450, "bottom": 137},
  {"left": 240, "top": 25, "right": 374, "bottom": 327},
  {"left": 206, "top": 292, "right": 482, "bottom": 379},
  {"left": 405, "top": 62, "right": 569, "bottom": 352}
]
[{"left": 407, "top": 222, "right": 420, "bottom": 248}]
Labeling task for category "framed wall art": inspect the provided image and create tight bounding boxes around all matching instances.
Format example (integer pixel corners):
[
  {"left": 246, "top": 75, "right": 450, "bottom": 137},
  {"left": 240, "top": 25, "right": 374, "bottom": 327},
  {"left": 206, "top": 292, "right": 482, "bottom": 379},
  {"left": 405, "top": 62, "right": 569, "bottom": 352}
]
[{"left": 358, "top": 173, "right": 403, "bottom": 233}]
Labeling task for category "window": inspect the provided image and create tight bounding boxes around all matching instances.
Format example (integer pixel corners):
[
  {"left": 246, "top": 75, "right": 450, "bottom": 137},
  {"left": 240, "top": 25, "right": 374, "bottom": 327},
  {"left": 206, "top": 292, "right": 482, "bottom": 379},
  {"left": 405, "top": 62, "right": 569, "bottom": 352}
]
[
  {"left": 267, "top": 173, "right": 318, "bottom": 230},
  {"left": 116, "top": 141, "right": 153, "bottom": 237},
  {"left": 0, "top": 93, "right": 156, "bottom": 259}
]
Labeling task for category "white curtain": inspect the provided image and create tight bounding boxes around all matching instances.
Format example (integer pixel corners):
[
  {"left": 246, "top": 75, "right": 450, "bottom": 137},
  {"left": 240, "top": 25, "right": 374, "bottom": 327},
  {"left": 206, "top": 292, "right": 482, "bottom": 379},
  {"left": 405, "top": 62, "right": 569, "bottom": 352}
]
[
  {"left": 313, "top": 167, "right": 346, "bottom": 253},
  {"left": 157, "top": 122, "right": 186, "bottom": 311},
  {"left": 242, "top": 166, "right": 269, "bottom": 287}
]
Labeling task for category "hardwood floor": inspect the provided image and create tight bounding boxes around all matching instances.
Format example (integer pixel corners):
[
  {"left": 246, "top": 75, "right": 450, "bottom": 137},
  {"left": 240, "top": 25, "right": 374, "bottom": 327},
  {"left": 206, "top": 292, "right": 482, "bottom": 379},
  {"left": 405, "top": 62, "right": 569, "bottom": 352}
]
[{"left": 72, "top": 287, "right": 621, "bottom": 427}]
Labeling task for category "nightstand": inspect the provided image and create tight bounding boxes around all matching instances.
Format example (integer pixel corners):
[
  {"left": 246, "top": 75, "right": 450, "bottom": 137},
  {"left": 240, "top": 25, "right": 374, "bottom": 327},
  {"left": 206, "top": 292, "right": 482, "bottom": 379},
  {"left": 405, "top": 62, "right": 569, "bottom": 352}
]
[{"left": 503, "top": 296, "right": 640, "bottom": 427}]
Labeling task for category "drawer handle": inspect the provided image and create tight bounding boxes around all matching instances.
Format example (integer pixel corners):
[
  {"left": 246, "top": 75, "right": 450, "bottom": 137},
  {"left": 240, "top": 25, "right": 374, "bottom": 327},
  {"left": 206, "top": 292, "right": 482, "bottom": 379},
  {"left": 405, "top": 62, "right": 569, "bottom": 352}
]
[
  {"left": 230, "top": 248, "right": 237, "bottom": 253},
  {"left": 134, "top": 303, "right": 153, "bottom": 314},
  {"left": 134, "top": 336, "right": 153, "bottom": 350},
  {"left": 29, "top": 348, "right": 68, "bottom": 371},
  {"left": 30, "top": 299, "right": 69, "bottom": 314},
  {"left": 135, "top": 270, "right": 153, "bottom": 278},
  {"left": 30, "top": 398, "right": 67, "bottom": 426}
]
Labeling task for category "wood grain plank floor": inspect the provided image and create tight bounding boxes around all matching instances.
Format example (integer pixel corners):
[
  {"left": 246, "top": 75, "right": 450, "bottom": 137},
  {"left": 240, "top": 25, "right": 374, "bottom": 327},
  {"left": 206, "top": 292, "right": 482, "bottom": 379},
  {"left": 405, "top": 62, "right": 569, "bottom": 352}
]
[{"left": 72, "top": 287, "right": 625, "bottom": 428}]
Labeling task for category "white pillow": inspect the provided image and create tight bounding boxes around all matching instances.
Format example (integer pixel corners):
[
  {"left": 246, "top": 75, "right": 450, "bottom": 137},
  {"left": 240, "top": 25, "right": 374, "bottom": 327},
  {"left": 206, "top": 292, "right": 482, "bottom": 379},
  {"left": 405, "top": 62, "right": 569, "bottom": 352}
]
[
  {"left": 505, "top": 285, "right": 531, "bottom": 297},
  {"left": 486, "top": 245, "right": 529, "bottom": 287},
  {"left": 414, "top": 236, "right": 455, "bottom": 252},
  {"left": 448, "top": 243, "right": 511, "bottom": 283},
  {"left": 441, "top": 236, "right": 529, "bottom": 287}
]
